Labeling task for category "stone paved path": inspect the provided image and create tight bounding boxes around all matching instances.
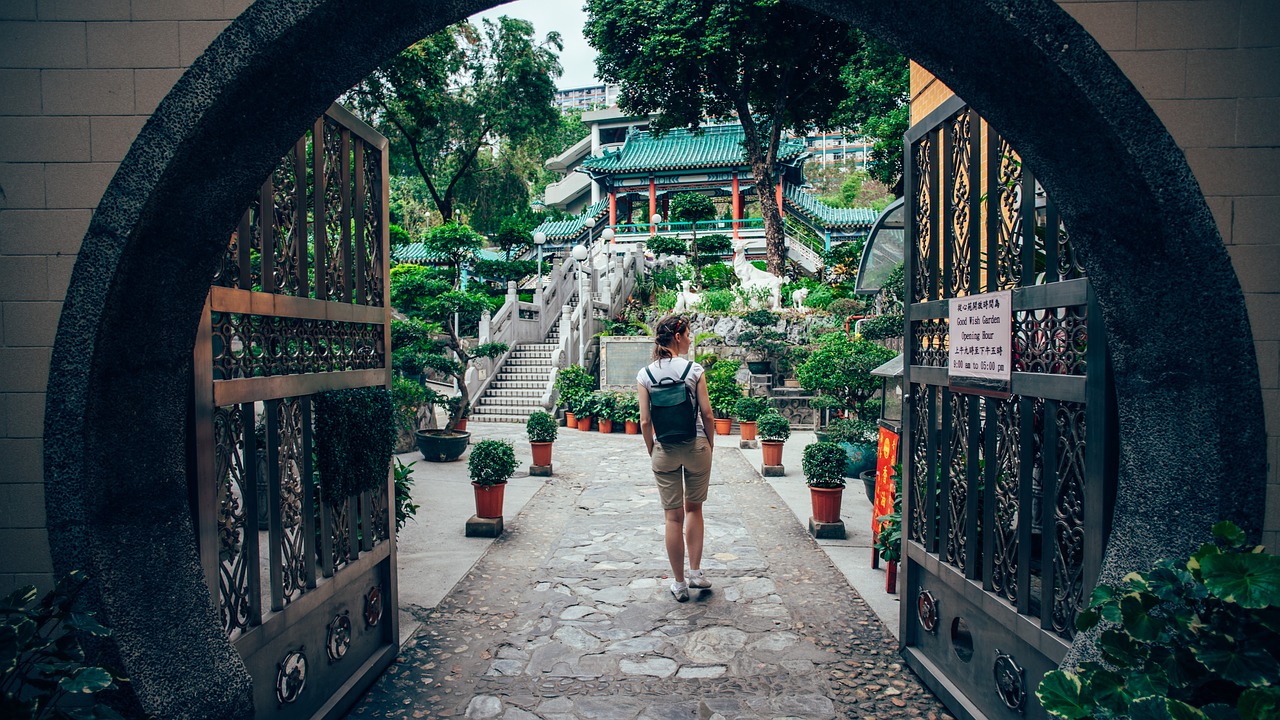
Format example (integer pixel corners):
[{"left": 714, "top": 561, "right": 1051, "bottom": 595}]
[{"left": 347, "top": 428, "right": 950, "bottom": 720}]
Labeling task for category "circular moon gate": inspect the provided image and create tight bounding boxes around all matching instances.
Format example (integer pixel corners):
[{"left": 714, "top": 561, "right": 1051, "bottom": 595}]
[{"left": 44, "top": 0, "right": 1266, "bottom": 716}]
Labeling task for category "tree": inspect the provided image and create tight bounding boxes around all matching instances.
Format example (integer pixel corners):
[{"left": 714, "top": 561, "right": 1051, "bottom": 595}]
[
  {"left": 669, "top": 192, "right": 716, "bottom": 286},
  {"left": 585, "top": 0, "right": 861, "bottom": 275},
  {"left": 350, "top": 17, "right": 563, "bottom": 225},
  {"left": 835, "top": 31, "right": 910, "bottom": 195},
  {"left": 423, "top": 222, "right": 484, "bottom": 286}
]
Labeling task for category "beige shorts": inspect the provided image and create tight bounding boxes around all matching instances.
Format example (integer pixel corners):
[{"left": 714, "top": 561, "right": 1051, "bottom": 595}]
[{"left": 652, "top": 436, "right": 712, "bottom": 510}]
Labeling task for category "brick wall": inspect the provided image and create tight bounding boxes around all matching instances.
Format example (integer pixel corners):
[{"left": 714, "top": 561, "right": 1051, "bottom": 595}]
[{"left": 0, "top": 1, "right": 1276, "bottom": 595}]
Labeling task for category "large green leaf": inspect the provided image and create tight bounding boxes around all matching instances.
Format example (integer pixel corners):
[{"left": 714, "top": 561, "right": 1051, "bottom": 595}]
[
  {"left": 1166, "top": 699, "right": 1210, "bottom": 720},
  {"left": 65, "top": 612, "right": 110, "bottom": 638},
  {"left": 1127, "top": 664, "right": 1171, "bottom": 699},
  {"left": 1200, "top": 552, "right": 1280, "bottom": 609},
  {"left": 1121, "top": 593, "right": 1165, "bottom": 641},
  {"left": 1035, "top": 671, "right": 1091, "bottom": 720},
  {"left": 1, "top": 585, "right": 37, "bottom": 611},
  {"left": 1099, "top": 628, "right": 1148, "bottom": 668},
  {"left": 58, "top": 666, "right": 114, "bottom": 694},
  {"left": 1238, "top": 687, "right": 1280, "bottom": 720},
  {"left": 1211, "top": 521, "right": 1247, "bottom": 549},
  {"left": 1191, "top": 642, "right": 1280, "bottom": 687},
  {"left": 1130, "top": 696, "right": 1174, "bottom": 720}
]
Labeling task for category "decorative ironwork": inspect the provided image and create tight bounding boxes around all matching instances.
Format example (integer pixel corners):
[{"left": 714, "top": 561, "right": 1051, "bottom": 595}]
[
  {"left": 990, "top": 398, "right": 1021, "bottom": 604},
  {"left": 362, "top": 145, "right": 385, "bottom": 307},
  {"left": 330, "top": 496, "right": 353, "bottom": 570},
  {"left": 277, "top": 397, "right": 307, "bottom": 604},
  {"left": 370, "top": 479, "right": 390, "bottom": 543},
  {"left": 210, "top": 313, "right": 383, "bottom": 380},
  {"left": 1056, "top": 220, "right": 1084, "bottom": 282},
  {"left": 917, "top": 590, "right": 939, "bottom": 633},
  {"left": 326, "top": 613, "right": 352, "bottom": 661},
  {"left": 215, "top": 228, "right": 242, "bottom": 289},
  {"left": 911, "top": 318, "right": 949, "bottom": 368},
  {"left": 996, "top": 139, "right": 1023, "bottom": 290},
  {"left": 322, "top": 120, "right": 347, "bottom": 302},
  {"left": 913, "top": 136, "right": 934, "bottom": 303},
  {"left": 364, "top": 586, "right": 383, "bottom": 627},
  {"left": 1051, "top": 402, "right": 1086, "bottom": 639},
  {"left": 275, "top": 648, "right": 308, "bottom": 705},
  {"left": 1013, "top": 306, "right": 1087, "bottom": 375},
  {"left": 270, "top": 149, "right": 304, "bottom": 297},
  {"left": 215, "top": 405, "right": 252, "bottom": 638},
  {"left": 944, "top": 393, "right": 969, "bottom": 569},
  {"left": 908, "top": 385, "right": 931, "bottom": 545},
  {"left": 994, "top": 650, "right": 1026, "bottom": 711},
  {"left": 948, "top": 111, "right": 973, "bottom": 298}
]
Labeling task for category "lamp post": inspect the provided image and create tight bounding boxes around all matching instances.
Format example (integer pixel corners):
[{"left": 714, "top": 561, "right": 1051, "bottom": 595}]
[
  {"left": 651, "top": 212, "right": 662, "bottom": 235},
  {"left": 583, "top": 216, "right": 596, "bottom": 247},
  {"left": 532, "top": 230, "right": 547, "bottom": 287}
]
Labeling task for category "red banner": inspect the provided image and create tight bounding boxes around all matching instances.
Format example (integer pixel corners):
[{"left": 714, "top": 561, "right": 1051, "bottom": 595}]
[{"left": 872, "top": 426, "right": 899, "bottom": 538}]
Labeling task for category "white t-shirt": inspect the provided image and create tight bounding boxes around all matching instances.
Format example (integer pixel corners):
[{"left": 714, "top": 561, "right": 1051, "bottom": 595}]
[{"left": 637, "top": 356, "right": 706, "bottom": 434}]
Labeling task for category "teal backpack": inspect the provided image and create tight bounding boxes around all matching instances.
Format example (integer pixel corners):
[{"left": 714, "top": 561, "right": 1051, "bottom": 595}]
[{"left": 645, "top": 361, "right": 697, "bottom": 444}]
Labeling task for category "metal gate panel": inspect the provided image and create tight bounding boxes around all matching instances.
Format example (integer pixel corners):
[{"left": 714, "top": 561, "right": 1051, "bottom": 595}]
[
  {"left": 900, "top": 96, "right": 1116, "bottom": 720},
  {"left": 192, "top": 103, "right": 396, "bottom": 720}
]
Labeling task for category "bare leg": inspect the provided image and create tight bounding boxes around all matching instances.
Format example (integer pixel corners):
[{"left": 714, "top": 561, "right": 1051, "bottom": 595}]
[
  {"left": 684, "top": 501, "right": 704, "bottom": 571},
  {"left": 664, "top": 507, "right": 686, "bottom": 583}
]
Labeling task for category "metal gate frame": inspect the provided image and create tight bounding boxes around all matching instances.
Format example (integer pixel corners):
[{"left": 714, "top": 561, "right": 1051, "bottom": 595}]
[
  {"left": 190, "top": 102, "right": 397, "bottom": 719},
  {"left": 900, "top": 95, "right": 1117, "bottom": 720}
]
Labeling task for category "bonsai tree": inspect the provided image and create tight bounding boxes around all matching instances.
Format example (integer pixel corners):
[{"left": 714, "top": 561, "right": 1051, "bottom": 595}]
[
  {"left": 737, "top": 308, "right": 789, "bottom": 372},
  {"left": 797, "top": 332, "right": 895, "bottom": 421},
  {"left": 468, "top": 440, "right": 517, "bottom": 486},
  {"left": 757, "top": 412, "right": 791, "bottom": 442},
  {"left": 669, "top": 192, "right": 716, "bottom": 287},
  {"left": 704, "top": 359, "right": 743, "bottom": 418},
  {"left": 808, "top": 394, "right": 847, "bottom": 430},
  {"left": 526, "top": 411, "right": 558, "bottom": 444},
  {"left": 734, "top": 395, "right": 770, "bottom": 423},
  {"left": 802, "top": 442, "right": 849, "bottom": 488}
]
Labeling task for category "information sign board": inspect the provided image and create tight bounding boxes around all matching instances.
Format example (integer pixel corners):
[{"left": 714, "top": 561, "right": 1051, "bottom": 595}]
[{"left": 948, "top": 290, "right": 1012, "bottom": 396}]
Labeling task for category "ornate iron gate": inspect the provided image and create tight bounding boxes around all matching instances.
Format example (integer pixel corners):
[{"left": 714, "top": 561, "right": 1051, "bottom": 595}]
[
  {"left": 901, "top": 96, "right": 1116, "bottom": 720},
  {"left": 191, "top": 103, "right": 396, "bottom": 719}
]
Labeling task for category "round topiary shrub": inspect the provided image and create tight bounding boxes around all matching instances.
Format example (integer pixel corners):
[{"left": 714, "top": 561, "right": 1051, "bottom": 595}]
[
  {"left": 802, "top": 442, "right": 849, "bottom": 488},
  {"left": 468, "top": 440, "right": 517, "bottom": 486},
  {"left": 757, "top": 412, "right": 791, "bottom": 442},
  {"left": 526, "top": 411, "right": 558, "bottom": 443},
  {"left": 734, "top": 396, "right": 770, "bottom": 422}
]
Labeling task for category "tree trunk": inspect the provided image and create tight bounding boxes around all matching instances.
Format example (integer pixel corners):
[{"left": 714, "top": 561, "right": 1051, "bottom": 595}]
[{"left": 752, "top": 160, "right": 786, "bottom": 276}]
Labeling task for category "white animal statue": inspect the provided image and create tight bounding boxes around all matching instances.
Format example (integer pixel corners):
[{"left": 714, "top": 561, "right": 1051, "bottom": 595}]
[
  {"left": 731, "top": 238, "right": 784, "bottom": 311},
  {"left": 791, "top": 286, "right": 810, "bottom": 310},
  {"left": 673, "top": 280, "right": 702, "bottom": 313}
]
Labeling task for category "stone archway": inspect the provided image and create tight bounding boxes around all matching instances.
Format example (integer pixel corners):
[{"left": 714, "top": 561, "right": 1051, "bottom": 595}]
[{"left": 43, "top": 0, "right": 1266, "bottom": 716}]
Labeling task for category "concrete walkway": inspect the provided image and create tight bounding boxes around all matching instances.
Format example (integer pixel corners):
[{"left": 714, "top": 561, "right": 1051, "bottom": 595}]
[{"left": 355, "top": 423, "right": 947, "bottom": 720}]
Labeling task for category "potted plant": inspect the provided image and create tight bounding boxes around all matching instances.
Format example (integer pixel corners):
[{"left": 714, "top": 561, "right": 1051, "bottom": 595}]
[
  {"left": 802, "top": 441, "right": 848, "bottom": 523},
  {"left": 705, "top": 359, "right": 742, "bottom": 435},
  {"left": 617, "top": 392, "right": 641, "bottom": 434},
  {"left": 738, "top": 308, "right": 787, "bottom": 376},
  {"left": 554, "top": 364, "right": 593, "bottom": 427},
  {"left": 823, "top": 417, "right": 880, "bottom": 497},
  {"left": 734, "top": 395, "right": 769, "bottom": 441},
  {"left": 797, "top": 332, "right": 895, "bottom": 423},
  {"left": 526, "top": 410, "right": 557, "bottom": 467},
  {"left": 809, "top": 395, "right": 846, "bottom": 437},
  {"left": 757, "top": 411, "right": 791, "bottom": 466},
  {"left": 590, "top": 391, "right": 616, "bottom": 433},
  {"left": 468, "top": 439, "right": 517, "bottom": 519},
  {"left": 777, "top": 345, "right": 810, "bottom": 388}
]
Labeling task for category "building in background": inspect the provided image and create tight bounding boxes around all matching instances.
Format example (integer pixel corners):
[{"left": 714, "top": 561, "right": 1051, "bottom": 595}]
[{"left": 552, "top": 84, "right": 619, "bottom": 112}]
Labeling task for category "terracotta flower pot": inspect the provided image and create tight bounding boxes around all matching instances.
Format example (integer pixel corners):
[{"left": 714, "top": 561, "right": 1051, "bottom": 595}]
[
  {"left": 739, "top": 421, "right": 757, "bottom": 441},
  {"left": 530, "top": 442, "right": 553, "bottom": 467},
  {"left": 473, "top": 482, "right": 506, "bottom": 519},
  {"left": 810, "top": 485, "right": 844, "bottom": 523},
  {"left": 454, "top": 418, "right": 468, "bottom": 432},
  {"left": 577, "top": 415, "right": 593, "bottom": 431},
  {"left": 565, "top": 411, "right": 576, "bottom": 427},
  {"left": 598, "top": 419, "right": 613, "bottom": 433},
  {"left": 624, "top": 420, "right": 639, "bottom": 434},
  {"left": 714, "top": 418, "right": 732, "bottom": 435},
  {"left": 761, "top": 440, "right": 784, "bottom": 466}
]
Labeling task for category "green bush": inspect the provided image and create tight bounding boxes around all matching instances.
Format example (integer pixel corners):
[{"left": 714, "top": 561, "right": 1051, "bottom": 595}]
[
  {"left": 824, "top": 417, "right": 878, "bottom": 445},
  {"left": 649, "top": 267, "right": 683, "bottom": 291},
  {"left": 392, "top": 376, "right": 429, "bottom": 433},
  {"left": 700, "top": 262, "right": 736, "bottom": 289},
  {"left": 1037, "top": 521, "right": 1280, "bottom": 720},
  {"left": 802, "top": 442, "right": 849, "bottom": 488},
  {"left": 583, "top": 390, "right": 615, "bottom": 420},
  {"left": 806, "top": 286, "right": 835, "bottom": 310},
  {"left": 757, "top": 412, "right": 791, "bottom": 442},
  {"left": 647, "top": 234, "right": 688, "bottom": 257},
  {"left": 553, "top": 365, "right": 594, "bottom": 412},
  {"left": 615, "top": 392, "right": 641, "bottom": 423},
  {"left": 827, "top": 297, "right": 863, "bottom": 318},
  {"left": 526, "top": 411, "right": 558, "bottom": 443},
  {"left": 734, "top": 395, "right": 771, "bottom": 422},
  {"left": 1, "top": 571, "right": 130, "bottom": 720},
  {"left": 655, "top": 290, "right": 677, "bottom": 313},
  {"left": 700, "top": 289, "right": 737, "bottom": 313},
  {"left": 859, "top": 313, "right": 905, "bottom": 340},
  {"left": 393, "top": 458, "right": 419, "bottom": 531},
  {"left": 875, "top": 468, "right": 902, "bottom": 563},
  {"left": 695, "top": 352, "right": 718, "bottom": 368},
  {"left": 704, "top": 359, "right": 743, "bottom": 418},
  {"left": 468, "top": 440, "right": 517, "bottom": 486},
  {"left": 314, "top": 387, "right": 396, "bottom": 502},
  {"left": 798, "top": 332, "right": 896, "bottom": 418}
]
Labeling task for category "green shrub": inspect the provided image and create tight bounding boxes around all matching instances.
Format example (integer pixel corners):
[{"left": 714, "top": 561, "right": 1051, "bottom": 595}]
[
  {"left": 615, "top": 392, "right": 641, "bottom": 423},
  {"left": 798, "top": 332, "right": 896, "bottom": 417},
  {"left": 757, "top": 412, "right": 791, "bottom": 442},
  {"left": 827, "top": 297, "right": 863, "bottom": 318},
  {"left": 734, "top": 395, "right": 771, "bottom": 422},
  {"left": 393, "top": 458, "right": 419, "bottom": 531},
  {"left": 650, "top": 266, "right": 683, "bottom": 290},
  {"left": 802, "top": 442, "right": 849, "bottom": 488},
  {"left": 583, "top": 390, "right": 614, "bottom": 419},
  {"left": 647, "top": 234, "right": 688, "bottom": 257},
  {"left": 655, "top": 290, "right": 677, "bottom": 313},
  {"left": 392, "top": 376, "right": 429, "bottom": 433},
  {"left": 806, "top": 286, "right": 834, "bottom": 310},
  {"left": 468, "top": 440, "right": 517, "bottom": 486},
  {"left": 700, "top": 262, "right": 736, "bottom": 289},
  {"left": 824, "top": 417, "right": 878, "bottom": 445},
  {"left": 701, "top": 289, "right": 737, "bottom": 313},
  {"left": 553, "top": 365, "right": 594, "bottom": 412},
  {"left": 1037, "top": 521, "right": 1280, "bottom": 720},
  {"left": 704, "top": 359, "right": 743, "bottom": 418},
  {"left": 695, "top": 352, "right": 718, "bottom": 368},
  {"left": 314, "top": 387, "right": 396, "bottom": 502},
  {"left": 526, "top": 411, "right": 558, "bottom": 443},
  {"left": 875, "top": 468, "right": 902, "bottom": 563},
  {"left": 859, "top": 313, "right": 905, "bottom": 340},
  {"left": 1, "top": 571, "right": 130, "bottom": 720}
]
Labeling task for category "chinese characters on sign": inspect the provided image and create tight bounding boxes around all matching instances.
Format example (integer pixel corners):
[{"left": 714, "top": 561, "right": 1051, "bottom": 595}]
[
  {"left": 872, "top": 426, "right": 899, "bottom": 542},
  {"left": 948, "top": 290, "right": 1012, "bottom": 397}
]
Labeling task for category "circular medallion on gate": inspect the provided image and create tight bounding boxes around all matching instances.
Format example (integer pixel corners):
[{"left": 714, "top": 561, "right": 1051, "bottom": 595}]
[
  {"left": 994, "top": 650, "right": 1026, "bottom": 711},
  {"left": 327, "top": 612, "right": 352, "bottom": 661},
  {"left": 275, "top": 648, "right": 307, "bottom": 705},
  {"left": 917, "top": 590, "right": 939, "bottom": 633},
  {"left": 364, "top": 586, "right": 383, "bottom": 627}
]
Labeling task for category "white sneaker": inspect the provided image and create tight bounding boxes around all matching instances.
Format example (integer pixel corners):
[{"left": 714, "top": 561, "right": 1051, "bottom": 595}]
[
  {"left": 670, "top": 581, "right": 689, "bottom": 602},
  {"left": 687, "top": 570, "right": 712, "bottom": 589}
]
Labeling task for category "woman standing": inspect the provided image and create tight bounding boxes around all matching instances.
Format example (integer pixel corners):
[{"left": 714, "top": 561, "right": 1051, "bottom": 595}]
[{"left": 637, "top": 315, "right": 716, "bottom": 601}]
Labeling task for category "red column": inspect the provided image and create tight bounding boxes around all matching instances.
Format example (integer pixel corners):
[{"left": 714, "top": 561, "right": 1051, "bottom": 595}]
[
  {"left": 609, "top": 190, "right": 617, "bottom": 227},
  {"left": 661, "top": 195, "right": 669, "bottom": 220},
  {"left": 649, "top": 177, "right": 656, "bottom": 230},
  {"left": 776, "top": 180, "right": 784, "bottom": 219},
  {"left": 731, "top": 172, "right": 741, "bottom": 240}
]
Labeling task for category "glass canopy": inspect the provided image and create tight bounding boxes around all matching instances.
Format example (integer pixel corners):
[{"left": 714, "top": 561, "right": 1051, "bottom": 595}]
[{"left": 854, "top": 197, "right": 905, "bottom": 295}]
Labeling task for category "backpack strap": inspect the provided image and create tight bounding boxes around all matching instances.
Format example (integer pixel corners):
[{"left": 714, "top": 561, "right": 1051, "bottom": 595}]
[
  {"left": 678, "top": 360, "right": 692, "bottom": 381},
  {"left": 644, "top": 367, "right": 659, "bottom": 385}
]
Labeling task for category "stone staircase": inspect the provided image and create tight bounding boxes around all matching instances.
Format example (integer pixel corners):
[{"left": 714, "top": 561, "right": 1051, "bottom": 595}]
[{"left": 469, "top": 301, "right": 568, "bottom": 424}]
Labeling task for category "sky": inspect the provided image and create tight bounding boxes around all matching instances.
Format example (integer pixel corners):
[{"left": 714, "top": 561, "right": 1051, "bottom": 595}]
[{"left": 473, "top": 0, "right": 600, "bottom": 90}]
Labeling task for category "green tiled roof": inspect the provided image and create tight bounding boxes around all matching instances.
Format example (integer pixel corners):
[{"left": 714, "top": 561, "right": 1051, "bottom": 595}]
[
  {"left": 531, "top": 198, "right": 609, "bottom": 241},
  {"left": 783, "top": 185, "right": 879, "bottom": 229},
  {"left": 580, "top": 124, "right": 806, "bottom": 174},
  {"left": 392, "top": 243, "right": 506, "bottom": 265}
]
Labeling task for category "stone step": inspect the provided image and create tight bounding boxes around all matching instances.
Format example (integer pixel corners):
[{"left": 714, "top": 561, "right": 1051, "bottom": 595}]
[
  {"left": 506, "top": 357, "right": 553, "bottom": 365},
  {"left": 476, "top": 403, "right": 542, "bottom": 414},
  {"left": 469, "top": 413, "right": 535, "bottom": 423},
  {"left": 497, "top": 370, "right": 552, "bottom": 379},
  {"left": 486, "top": 389, "right": 543, "bottom": 398}
]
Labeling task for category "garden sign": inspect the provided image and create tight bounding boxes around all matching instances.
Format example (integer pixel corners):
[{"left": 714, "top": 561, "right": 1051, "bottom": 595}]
[{"left": 948, "top": 290, "right": 1012, "bottom": 397}]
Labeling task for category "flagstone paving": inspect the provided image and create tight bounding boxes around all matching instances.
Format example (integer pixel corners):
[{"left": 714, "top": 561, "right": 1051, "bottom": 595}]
[{"left": 347, "top": 428, "right": 950, "bottom": 720}]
